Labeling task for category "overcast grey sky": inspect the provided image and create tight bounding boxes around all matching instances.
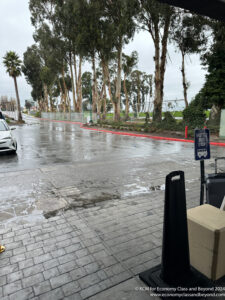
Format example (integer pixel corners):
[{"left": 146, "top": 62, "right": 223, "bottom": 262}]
[{"left": 0, "top": 0, "right": 207, "bottom": 108}]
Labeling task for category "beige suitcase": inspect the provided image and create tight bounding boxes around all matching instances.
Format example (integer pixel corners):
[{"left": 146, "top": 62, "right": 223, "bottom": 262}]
[{"left": 187, "top": 204, "right": 225, "bottom": 280}]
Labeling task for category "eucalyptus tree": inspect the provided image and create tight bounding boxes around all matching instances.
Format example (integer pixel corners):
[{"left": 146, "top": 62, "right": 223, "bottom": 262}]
[
  {"left": 76, "top": 0, "right": 139, "bottom": 120},
  {"left": 142, "top": 73, "right": 153, "bottom": 112},
  {"left": 73, "top": 0, "right": 116, "bottom": 117},
  {"left": 40, "top": 66, "right": 57, "bottom": 111},
  {"left": 53, "top": 0, "right": 84, "bottom": 112},
  {"left": 103, "top": 0, "right": 139, "bottom": 120},
  {"left": 95, "top": 9, "right": 117, "bottom": 120},
  {"left": 25, "top": 100, "right": 32, "bottom": 111},
  {"left": 29, "top": 0, "right": 71, "bottom": 112},
  {"left": 122, "top": 51, "right": 138, "bottom": 119},
  {"left": 130, "top": 70, "right": 152, "bottom": 114},
  {"left": 28, "top": 0, "right": 139, "bottom": 120},
  {"left": 70, "top": 0, "right": 103, "bottom": 114},
  {"left": 33, "top": 23, "right": 66, "bottom": 112},
  {"left": 29, "top": 0, "right": 56, "bottom": 26},
  {"left": 172, "top": 11, "right": 207, "bottom": 108},
  {"left": 131, "top": 70, "right": 142, "bottom": 114},
  {"left": 23, "top": 45, "right": 44, "bottom": 111},
  {"left": 3, "top": 51, "right": 23, "bottom": 122},
  {"left": 137, "top": 0, "right": 175, "bottom": 122},
  {"left": 82, "top": 72, "right": 92, "bottom": 100}
]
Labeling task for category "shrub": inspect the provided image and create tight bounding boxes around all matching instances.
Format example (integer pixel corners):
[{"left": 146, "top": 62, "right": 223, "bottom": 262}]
[
  {"left": 183, "top": 103, "right": 206, "bottom": 129},
  {"left": 160, "top": 112, "right": 178, "bottom": 130},
  {"left": 162, "top": 111, "right": 176, "bottom": 125},
  {"left": 35, "top": 111, "right": 41, "bottom": 118}
]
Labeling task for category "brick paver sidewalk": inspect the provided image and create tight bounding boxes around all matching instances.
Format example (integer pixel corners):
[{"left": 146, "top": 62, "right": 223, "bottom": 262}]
[{"left": 0, "top": 186, "right": 200, "bottom": 300}]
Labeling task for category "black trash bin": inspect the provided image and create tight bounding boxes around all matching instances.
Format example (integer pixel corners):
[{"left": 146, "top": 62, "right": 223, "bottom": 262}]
[{"left": 206, "top": 157, "right": 225, "bottom": 208}]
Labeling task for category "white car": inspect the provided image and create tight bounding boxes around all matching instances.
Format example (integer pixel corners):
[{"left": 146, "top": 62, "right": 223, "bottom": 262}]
[{"left": 0, "top": 119, "right": 17, "bottom": 153}]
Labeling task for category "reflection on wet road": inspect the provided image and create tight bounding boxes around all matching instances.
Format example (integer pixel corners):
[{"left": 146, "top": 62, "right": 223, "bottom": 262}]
[
  {"left": 0, "top": 115, "right": 225, "bottom": 225},
  {"left": 1, "top": 119, "right": 187, "bottom": 171}
]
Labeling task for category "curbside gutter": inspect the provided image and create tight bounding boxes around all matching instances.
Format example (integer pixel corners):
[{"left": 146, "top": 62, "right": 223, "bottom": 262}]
[{"left": 39, "top": 118, "right": 225, "bottom": 147}]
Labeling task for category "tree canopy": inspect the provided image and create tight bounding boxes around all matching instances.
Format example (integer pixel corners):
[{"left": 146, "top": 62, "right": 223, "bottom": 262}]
[{"left": 19, "top": 1, "right": 215, "bottom": 121}]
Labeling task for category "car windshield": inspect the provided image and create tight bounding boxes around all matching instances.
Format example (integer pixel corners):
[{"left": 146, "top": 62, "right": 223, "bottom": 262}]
[{"left": 0, "top": 121, "right": 9, "bottom": 131}]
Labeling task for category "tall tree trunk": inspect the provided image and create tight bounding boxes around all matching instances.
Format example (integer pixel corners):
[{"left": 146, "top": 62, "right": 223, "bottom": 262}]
[
  {"left": 49, "top": 88, "right": 54, "bottom": 112},
  {"left": 69, "top": 53, "right": 76, "bottom": 111},
  {"left": 160, "top": 15, "right": 170, "bottom": 107},
  {"left": 62, "top": 66, "right": 69, "bottom": 112},
  {"left": 67, "top": 91, "right": 71, "bottom": 115},
  {"left": 115, "top": 43, "right": 122, "bottom": 121},
  {"left": 181, "top": 50, "right": 188, "bottom": 108},
  {"left": 137, "top": 72, "right": 141, "bottom": 114},
  {"left": 97, "top": 83, "right": 105, "bottom": 120},
  {"left": 41, "top": 98, "right": 45, "bottom": 112},
  {"left": 37, "top": 99, "right": 41, "bottom": 111},
  {"left": 103, "top": 60, "right": 113, "bottom": 105},
  {"left": 13, "top": 77, "right": 23, "bottom": 122},
  {"left": 103, "top": 82, "right": 107, "bottom": 120},
  {"left": 58, "top": 79, "right": 64, "bottom": 112},
  {"left": 38, "top": 98, "right": 44, "bottom": 112},
  {"left": 91, "top": 54, "right": 97, "bottom": 113},
  {"left": 101, "top": 58, "right": 108, "bottom": 120},
  {"left": 123, "top": 74, "right": 129, "bottom": 119},
  {"left": 209, "top": 104, "right": 221, "bottom": 126},
  {"left": 77, "top": 55, "right": 83, "bottom": 113},
  {"left": 96, "top": 99, "right": 101, "bottom": 118},
  {"left": 43, "top": 83, "right": 49, "bottom": 113},
  {"left": 73, "top": 54, "right": 79, "bottom": 112},
  {"left": 153, "top": 25, "right": 161, "bottom": 122},
  {"left": 152, "top": 14, "right": 171, "bottom": 122}
]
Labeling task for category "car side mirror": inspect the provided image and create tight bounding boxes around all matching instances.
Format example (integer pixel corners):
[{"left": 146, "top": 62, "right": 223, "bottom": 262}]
[{"left": 10, "top": 127, "right": 16, "bottom": 130}]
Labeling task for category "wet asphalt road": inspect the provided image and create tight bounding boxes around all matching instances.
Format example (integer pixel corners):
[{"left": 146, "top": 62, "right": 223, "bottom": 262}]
[{"left": 1, "top": 115, "right": 225, "bottom": 225}]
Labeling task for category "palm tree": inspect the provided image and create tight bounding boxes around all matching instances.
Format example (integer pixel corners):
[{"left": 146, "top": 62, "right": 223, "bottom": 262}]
[{"left": 3, "top": 51, "right": 23, "bottom": 122}]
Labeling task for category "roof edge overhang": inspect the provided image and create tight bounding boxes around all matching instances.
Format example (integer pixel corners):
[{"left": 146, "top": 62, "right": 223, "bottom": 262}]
[{"left": 158, "top": 0, "right": 225, "bottom": 21}]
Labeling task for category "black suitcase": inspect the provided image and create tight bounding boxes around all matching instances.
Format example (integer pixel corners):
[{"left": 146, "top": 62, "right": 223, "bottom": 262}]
[{"left": 206, "top": 157, "right": 225, "bottom": 208}]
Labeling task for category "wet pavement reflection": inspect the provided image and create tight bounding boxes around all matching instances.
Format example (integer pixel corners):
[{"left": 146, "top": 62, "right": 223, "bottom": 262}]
[{"left": 0, "top": 115, "right": 225, "bottom": 225}]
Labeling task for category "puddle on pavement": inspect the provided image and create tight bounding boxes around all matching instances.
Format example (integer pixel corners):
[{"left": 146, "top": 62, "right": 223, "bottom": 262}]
[
  {"left": 149, "top": 184, "right": 165, "bottom": 191},
  {"left": 123, "top": 185, "right": 149, "bottom": 197},
  {"left": 2, "top": 211, "right": 44, "bottom": 227},
  {"left": 123, "top": 182, "right": 165, "bottom": 197}
]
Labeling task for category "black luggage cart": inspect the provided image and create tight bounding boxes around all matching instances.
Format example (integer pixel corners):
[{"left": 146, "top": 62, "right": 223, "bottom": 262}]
[{"left": 206, "top": 157, "right": 225, "bottom": 208}]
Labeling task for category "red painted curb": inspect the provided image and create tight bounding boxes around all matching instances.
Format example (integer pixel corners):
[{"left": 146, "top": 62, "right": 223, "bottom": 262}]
[
  {"left": 81, "top": 126, "right": 195, "bottom": 143},
  {"left": 39, "top": 118, "right": 225, "bottom": 147},
  {"left": 210, "top": 142, "right": 225, "bottom": 147}
]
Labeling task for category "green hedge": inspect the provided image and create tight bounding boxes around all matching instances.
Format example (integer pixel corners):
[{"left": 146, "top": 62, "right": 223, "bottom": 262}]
[
  {"left": 183, "top": 104, "right": 206, "bottom": 129},
  {"left": 35, "top": 111, "right": 41, "bottom": 118}
]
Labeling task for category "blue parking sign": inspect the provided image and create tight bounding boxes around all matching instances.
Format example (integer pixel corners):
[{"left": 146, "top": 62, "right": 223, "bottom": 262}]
[{"left": 194, "top": 129, "right": 210, "bottom": 160}]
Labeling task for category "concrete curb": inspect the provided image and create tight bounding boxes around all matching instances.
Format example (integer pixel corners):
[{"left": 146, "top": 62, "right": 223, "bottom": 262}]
[{"left": 39, "top": 118, "right": 225, "bottom": 147}]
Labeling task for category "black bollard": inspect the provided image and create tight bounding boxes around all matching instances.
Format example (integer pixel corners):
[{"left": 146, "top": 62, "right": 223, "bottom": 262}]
[
  {"left": 160, "top": 171, "right": 190, "bottom": 285},
  {"left": 139, "top": 170, "right": 213, "bottom": 298}
]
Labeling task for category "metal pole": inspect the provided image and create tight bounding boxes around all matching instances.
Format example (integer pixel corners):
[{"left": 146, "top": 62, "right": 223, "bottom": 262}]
[
  {"left": 200, "top": 160, "right": 205, "bottom": 205},
  {"left": 185, "top": 126, "right": 188, "bottom": 139}
]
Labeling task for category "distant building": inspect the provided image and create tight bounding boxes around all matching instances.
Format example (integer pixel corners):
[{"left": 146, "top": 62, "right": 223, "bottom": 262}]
[{"left": 0, "top": 96, "right": 16, "bottom": 111}]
